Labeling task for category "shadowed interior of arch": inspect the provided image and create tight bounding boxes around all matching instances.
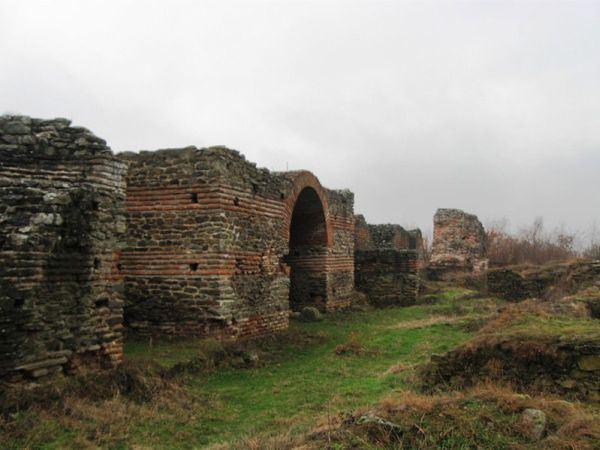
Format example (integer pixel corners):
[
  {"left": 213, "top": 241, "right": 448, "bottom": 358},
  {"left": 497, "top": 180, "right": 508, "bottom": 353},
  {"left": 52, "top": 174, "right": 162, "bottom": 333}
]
[{"left": 286, "top": 187, "right": 329, "bottom": 311}]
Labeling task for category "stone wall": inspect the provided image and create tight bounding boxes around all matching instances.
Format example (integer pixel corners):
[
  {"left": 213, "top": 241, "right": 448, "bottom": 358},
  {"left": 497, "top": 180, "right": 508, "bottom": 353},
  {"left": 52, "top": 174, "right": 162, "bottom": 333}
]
[
  {"left": 354, "top": 215, "right": 419, "bottom": 306},
  {"left": 428, "top": 208, "right": 488, "bottom": 280},
  {"left": 121, "top": 148, "right": 354, "bottom": 338},
  {"left": 0, "top": 116, "right": 126, "bottom": 381},
  {"left": 355, "top": 250, "right": 419, "bottom": 307},
  {"left": 354, "top": 215, "right": 414, "bottom": 251},
  {"left": 422, "top": 334, "right": 599, "bottom": 401},
  {"left": 488, "top": 260, "right": 600, "bottom": 301}
]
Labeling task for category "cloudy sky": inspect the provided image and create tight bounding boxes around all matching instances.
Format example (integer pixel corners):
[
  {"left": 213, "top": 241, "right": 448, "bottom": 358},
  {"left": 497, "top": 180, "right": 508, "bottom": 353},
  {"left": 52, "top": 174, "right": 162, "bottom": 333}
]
[{"left": 2, "top": 0, "right": 599, "bottom": 239}]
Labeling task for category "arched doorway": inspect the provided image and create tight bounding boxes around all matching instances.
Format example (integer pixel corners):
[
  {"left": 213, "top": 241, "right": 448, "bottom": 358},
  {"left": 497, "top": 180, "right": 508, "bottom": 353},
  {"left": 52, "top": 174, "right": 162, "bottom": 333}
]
[{"left": 285, "top": 187, "right": 329, "bottom": 311}]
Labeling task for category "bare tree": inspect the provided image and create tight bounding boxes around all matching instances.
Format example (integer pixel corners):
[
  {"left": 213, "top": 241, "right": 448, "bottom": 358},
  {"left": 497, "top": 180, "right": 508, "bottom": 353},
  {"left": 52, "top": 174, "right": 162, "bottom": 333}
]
[
  {"left": 486, "top": 217, "right": 578, "bottom": 267},
  {"left": 583, "top": 221, "right": 600, "bottom": 260}
]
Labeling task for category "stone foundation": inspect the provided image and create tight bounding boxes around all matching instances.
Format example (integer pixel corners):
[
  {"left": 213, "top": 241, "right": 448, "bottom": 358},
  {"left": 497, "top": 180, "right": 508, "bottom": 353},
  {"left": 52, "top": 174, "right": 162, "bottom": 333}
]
[
  {"left": 422, "top": 336, "right": 599, "bottom": 401},
  {"left": 487, "top": 260, "right": 600, "bottom": 301},
  {"left": 0, "top": 116, "right": 126, "bottom": 381}
]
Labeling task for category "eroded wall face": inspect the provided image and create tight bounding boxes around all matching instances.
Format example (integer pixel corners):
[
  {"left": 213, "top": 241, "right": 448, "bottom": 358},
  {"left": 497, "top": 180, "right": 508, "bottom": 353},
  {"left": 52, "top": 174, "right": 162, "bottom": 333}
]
[
  {"left": 428, "top": 208, "right": 488, "bottom": 280},
  {"left": 353, "top": 216, "right": 419, "bottom": 306},
  {"left": 355, "top": 250, "right": 419, "bottom": 307},
  {"left": 122, "top": 149, "right": 355, "bottom": 337},
  {"left": 0, "top": 116, "right": 126, "bottom": 381}
]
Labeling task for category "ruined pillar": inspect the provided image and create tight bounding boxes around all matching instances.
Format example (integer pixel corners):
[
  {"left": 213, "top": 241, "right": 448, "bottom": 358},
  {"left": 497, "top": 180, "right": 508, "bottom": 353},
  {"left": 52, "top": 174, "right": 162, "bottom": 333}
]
[{"left": 428, "top": 208, "right": 488, "bottom": 280}]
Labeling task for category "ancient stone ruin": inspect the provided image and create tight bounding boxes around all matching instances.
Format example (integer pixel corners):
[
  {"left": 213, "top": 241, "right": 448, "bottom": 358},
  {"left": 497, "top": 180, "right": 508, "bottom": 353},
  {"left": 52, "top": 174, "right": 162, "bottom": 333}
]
[
  {"left": 120, "top": 148, "right": 355, "bottom": 338},
  {"left": 354, "top": 215, "right": 420, "bottom": 306},
  {"left": 0, "top": 115, "right": 386, "bottom": 381},
  {"left": 0, "top": 116, "right": 126, "bottom": 381},
  {"left": 0, "top": 114, "right": 428, "bottom": 381},
  {"left": 428, "top": 208, "right": 488, "bottom": 280}
]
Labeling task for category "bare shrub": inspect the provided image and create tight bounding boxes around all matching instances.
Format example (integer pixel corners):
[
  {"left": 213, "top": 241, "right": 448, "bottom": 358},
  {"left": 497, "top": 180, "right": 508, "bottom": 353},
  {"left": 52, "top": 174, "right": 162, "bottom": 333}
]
[
  {"left": 420, "top": 234, "right": 432, "bottom": 265},
  {"left": 582, "top": 221, "right": 600, "bottom": 260},
  {"left": 486, "top": 217, "right": 578, "bottom": 267}
]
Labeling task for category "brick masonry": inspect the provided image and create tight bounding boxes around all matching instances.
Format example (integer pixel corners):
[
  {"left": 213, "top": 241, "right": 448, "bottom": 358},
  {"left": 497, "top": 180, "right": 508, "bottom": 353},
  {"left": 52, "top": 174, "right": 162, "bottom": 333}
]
[
  {"left": 0, "top": 116, "right": 126, "bottom": 381},
  {"left": 120, "top": 147, "right": 355, "bottom": 338},
  {"left": 428, "top": 208, "right": 488, "bottom": 280},
  {"left": 354, "top": 215, "right": 420, "bottom": 306}
]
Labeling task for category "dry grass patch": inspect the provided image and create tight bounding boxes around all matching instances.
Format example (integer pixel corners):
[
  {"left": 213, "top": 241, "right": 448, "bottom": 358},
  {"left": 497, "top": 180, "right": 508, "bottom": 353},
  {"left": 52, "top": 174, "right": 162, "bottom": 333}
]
[
  {"left": 381, "top": 362, "right": 414, "bottom": 377},
  {"left": 337, "top": 385, "right": 599, "bottom": 449},
  {"left": 390, "top": 315, "right": 463, "bottom": 330},
  {"left": 215, "top": 384, "right": 600, "bottom": 449}
]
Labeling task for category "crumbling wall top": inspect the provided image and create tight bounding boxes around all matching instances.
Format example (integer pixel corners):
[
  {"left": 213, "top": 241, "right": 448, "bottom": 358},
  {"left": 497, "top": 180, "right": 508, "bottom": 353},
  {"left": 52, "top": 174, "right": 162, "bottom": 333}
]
[{"left": 0, "top": 115, "right": 116, "bottom": 160}]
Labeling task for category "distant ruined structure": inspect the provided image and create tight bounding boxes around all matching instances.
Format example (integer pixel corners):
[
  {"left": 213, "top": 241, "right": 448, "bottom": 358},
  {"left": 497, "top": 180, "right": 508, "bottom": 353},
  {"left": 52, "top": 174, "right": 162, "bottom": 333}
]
[
  {"left": 428, "top": 208, "right": 488, "bottom": 279},
  {"left": 0, "top": 115, "right": 424, "bottom": 381},
  {"left": 354, "top": 215, "right": 420, "bottom": 306}
]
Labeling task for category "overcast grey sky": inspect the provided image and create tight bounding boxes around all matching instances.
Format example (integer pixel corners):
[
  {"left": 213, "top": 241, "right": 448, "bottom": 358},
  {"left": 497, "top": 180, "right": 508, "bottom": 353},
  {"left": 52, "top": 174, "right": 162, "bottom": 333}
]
[{"left": 2, "top": 0, "right": 599, "bottom": 238}]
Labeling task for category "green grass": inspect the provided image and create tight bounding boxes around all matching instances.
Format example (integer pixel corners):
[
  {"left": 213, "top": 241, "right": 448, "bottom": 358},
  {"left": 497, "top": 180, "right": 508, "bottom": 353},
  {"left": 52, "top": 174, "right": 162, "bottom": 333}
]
[
  {"left": 1, "top": 288, "right": 503, "bottom": 449},
  {"left": 123, "top": 287, "right": 494, "bottom": 447}
]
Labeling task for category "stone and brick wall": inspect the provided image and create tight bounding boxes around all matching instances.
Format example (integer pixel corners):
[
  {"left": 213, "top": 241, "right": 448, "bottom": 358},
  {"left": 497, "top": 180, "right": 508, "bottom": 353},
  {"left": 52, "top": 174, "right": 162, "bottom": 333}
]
[
  {"left": 354, "top": 215, "right": 373, "bottom": 251},
  {"left": 121, "top": 148, "right": 354, "bottom": 338},
  {"left": 355, "top": 249, "right": 419, "bottom": 307},
  {"left": 0, "top": 116, "right": 126, "bottom": 381},
  {"left": 321, "top": 187, "right": 355, "bottom": 310},
  {"left": 428, "top": 208, "right": 488, "bottom": 280},
  {"left": 354, "top": 215, "right": 419, "bottom": 306}
]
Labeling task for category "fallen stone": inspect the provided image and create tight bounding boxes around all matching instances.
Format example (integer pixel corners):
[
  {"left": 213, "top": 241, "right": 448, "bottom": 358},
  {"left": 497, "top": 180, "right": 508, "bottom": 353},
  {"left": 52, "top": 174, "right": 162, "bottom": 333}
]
[
  {"left": 15, "top": 356, "right": 68, "bottom": 372},
  {"left": 357, "top": 413, "right": 403, "bottom": 433},
  {"left": 301, "top": 306, "right": 322, "bottom": 322},
  {"left": 519, "top": 408, "right": 546, "bottom": 440},
  {"left": 242, "top": 350, "right": 260, "bottom": 365}
]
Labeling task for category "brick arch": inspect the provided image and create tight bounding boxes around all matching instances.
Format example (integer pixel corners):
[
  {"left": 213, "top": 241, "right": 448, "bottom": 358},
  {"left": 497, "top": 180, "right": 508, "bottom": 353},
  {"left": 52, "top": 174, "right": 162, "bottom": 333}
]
[{"left": 282, "top": 171, "right": 333, "bottom": 247}]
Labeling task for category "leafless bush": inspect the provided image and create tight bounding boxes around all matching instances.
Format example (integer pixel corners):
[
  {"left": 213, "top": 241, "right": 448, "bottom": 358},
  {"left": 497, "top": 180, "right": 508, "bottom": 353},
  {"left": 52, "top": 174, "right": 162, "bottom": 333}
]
[
  {"left": 486, "top": 217, "right": 578, "bottom": 267},
  {"left": 582, "top": 222, "right": 600, "bottom": 260},
  {"left": 420, "top": 234, "right": 432, "bottom": 264}
]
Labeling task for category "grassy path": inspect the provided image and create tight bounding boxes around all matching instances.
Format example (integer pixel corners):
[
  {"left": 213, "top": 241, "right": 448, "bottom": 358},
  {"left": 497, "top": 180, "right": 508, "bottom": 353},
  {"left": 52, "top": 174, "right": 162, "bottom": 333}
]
[{"left": 124, "top": 288, "right": 491, "bottom": 448}]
